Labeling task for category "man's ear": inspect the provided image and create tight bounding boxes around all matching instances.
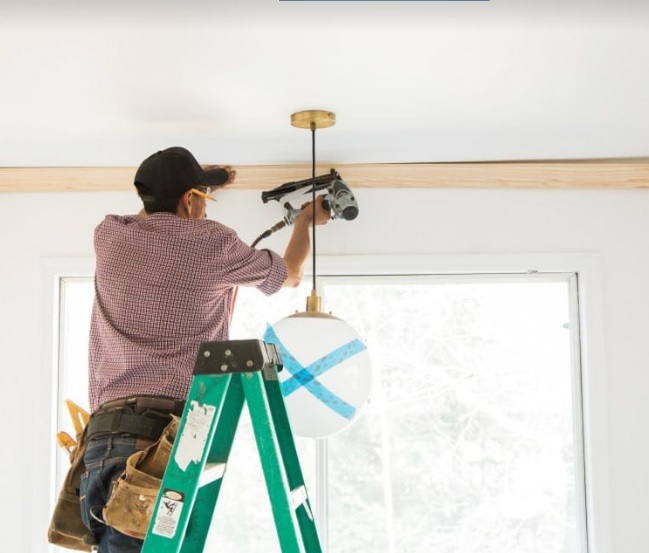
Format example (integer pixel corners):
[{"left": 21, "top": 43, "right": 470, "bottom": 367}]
[{"left": 177, "top": 190, "right": 193, "bottom": 218}]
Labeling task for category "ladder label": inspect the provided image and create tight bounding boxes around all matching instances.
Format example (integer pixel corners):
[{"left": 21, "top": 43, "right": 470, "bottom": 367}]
[
  {"left": 174, "top": 400, "right": 217, "bottom": 471},
  {"left": 151, "top": 489, "right": 184, "bottom": 538}
]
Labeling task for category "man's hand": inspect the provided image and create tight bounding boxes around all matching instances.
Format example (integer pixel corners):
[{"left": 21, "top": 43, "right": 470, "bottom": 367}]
[
  {"left": 203, "top": 165, "right": 237, "bottom": 186},
  {"left": 296, "top": 195, "right": 331, "bottom": 226},
  {"left": 282, "top": 195, "right": 332, "bottom": 288}
]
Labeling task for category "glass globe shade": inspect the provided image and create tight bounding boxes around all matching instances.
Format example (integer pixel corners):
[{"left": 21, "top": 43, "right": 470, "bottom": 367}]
[{"left": 264, "top": 311, "right": 372, "bottom": 439}]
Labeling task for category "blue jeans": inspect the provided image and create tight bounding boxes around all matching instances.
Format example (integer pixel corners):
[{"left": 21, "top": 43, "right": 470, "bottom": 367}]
[{"left": 80, "top": 435, "right": 150, "bottom": 553}]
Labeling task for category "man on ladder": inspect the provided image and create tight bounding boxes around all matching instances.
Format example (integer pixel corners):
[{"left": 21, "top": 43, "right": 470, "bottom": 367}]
[{"left": 78, "top": 146, "right": 330, "bottom": 553}]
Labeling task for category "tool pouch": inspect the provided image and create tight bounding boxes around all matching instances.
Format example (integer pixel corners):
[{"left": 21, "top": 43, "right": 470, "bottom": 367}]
[
  {"left": 47, "top": 425, "right": 95, "bottom": 551},
  {"left": 102, "top": 415, "right": 180, "bottom": 539}
]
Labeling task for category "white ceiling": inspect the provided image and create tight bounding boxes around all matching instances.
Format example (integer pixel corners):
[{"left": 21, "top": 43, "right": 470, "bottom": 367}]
[{"left": 2, "top": 0, "right": 648, "bottom": 169}]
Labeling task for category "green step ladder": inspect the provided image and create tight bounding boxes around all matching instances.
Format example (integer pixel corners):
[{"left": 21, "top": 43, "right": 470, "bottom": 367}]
[{"left": 141, "top": 339, "right": 323, "bottom": 553}]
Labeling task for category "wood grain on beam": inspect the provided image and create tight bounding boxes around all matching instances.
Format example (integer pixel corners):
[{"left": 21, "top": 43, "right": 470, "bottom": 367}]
[{"left": 1, "top": 159, "right": 649, "bottom": 193}]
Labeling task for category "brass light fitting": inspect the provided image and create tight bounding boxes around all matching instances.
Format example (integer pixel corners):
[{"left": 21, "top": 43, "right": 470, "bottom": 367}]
[{"left": 290, "top": 110, "right": 336, "bottom": 131}]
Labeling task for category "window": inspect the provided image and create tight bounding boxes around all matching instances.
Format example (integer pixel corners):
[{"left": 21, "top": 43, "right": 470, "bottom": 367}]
[
  {"left": 53, "top": 277, "right": 93, "bottom": 492},
  {"left": 54, "top": 265, "right": 587, "bottom": 553}
]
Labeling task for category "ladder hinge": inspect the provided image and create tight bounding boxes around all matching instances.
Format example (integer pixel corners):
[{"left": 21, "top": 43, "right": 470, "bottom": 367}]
[{"left": 193, "top": 339, "right": 283, "bottom": 377}]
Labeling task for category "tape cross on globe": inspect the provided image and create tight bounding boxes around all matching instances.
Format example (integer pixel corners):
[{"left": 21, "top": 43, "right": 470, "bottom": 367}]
[{"left": 264, "top": 324, "right": 367, "bottom": 420}]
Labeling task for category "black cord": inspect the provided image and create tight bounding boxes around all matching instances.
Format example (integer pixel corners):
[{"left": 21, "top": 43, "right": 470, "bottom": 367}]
[
  {"left": 311, "top": 123, "right": 317, "bottom": 291},
  {"left": 250, "top": 231, "right": 269, "bottom": 248},
  {"left": 250, "top": 220, "right": 286, "bottom": 248}
]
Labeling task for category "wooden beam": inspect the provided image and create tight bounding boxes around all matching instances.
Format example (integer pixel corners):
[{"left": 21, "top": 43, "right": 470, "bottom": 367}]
[{"left": 1, "top": 159, "right": 649, "bottom": 193}]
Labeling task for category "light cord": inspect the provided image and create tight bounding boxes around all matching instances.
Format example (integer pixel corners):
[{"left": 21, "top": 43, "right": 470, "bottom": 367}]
[{"left": 311, "top": 122, "right": 317, "bottom": 291}]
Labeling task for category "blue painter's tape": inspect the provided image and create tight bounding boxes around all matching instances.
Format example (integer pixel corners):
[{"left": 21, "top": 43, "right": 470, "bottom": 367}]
[
  {"left": 264, "top": 324, "right": 365, "bottom": 420},
  {"left": 281, "top": 339, "right": 367, "bottom": 396}
]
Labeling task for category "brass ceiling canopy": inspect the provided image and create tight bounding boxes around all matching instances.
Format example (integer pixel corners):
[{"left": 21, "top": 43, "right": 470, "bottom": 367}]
[{"left": 290, "top": 110, "right": 336, "bottom": 130}]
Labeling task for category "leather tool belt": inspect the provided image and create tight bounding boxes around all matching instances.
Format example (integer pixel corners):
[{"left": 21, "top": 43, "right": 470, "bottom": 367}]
[{"left": 87, "top": 395, "right": 185, "bottom": 442}]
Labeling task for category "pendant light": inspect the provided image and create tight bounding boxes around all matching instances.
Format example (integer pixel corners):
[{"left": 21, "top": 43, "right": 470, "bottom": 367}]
[{"left": 263, "top": 110, "right": 372, "bottom": 439}]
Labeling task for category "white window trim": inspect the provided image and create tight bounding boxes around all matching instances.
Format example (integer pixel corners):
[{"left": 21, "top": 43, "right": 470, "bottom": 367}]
[
  {"left": 41, "top": 256, "right": 95, "bottom": 553},
  {"left": 42, "top": 253, "right": 611, "bottom": 553}
]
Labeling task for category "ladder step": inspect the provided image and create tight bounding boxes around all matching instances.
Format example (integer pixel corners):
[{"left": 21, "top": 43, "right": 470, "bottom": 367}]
[
  {"left": 198, "top": 462, "right": 226, "bottom": 488},
  {"left": 290, "top": 485, "right": 307, "bottom": 511}
]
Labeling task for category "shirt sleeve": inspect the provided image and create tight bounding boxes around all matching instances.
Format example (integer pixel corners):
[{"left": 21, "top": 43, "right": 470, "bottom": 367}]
[
  {"left": 252, "top": 249, "right": 288, "bottom": 296},
  {"left": 207, "top": 225, "right": 288, "bottom": 296}
]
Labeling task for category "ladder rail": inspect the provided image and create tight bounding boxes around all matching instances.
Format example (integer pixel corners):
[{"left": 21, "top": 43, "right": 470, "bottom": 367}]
[
  {"left": 142, "top": 373, "right": 243, "bottom": 553},
  {"left": 178, "top": 374, "right": 246, "bottom": 553},
  {"left": 261, "top": 371, "right": 323, "bottom": 553},
  {"left": 244, "top": 371, "right": 307, "bottom": 553}
]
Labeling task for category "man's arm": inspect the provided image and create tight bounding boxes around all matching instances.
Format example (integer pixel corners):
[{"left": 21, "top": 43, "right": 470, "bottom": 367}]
[{"left": 282, "top": 195, "right": 331, "bottom": 287}]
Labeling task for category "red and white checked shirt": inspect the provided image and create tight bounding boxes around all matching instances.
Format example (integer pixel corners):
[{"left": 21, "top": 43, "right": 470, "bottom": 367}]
[{"left": 88, "top": 213, "right": 287, "bottom": 411}]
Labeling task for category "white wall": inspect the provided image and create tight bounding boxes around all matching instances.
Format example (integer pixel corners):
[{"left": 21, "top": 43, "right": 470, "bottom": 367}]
[{"left": 1, "top": 186, "right": 648, "bottom": 553}]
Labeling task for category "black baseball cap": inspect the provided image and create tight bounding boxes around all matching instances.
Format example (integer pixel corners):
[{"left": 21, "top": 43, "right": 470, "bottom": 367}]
[{"left": 134, "top": 146, "right": 230, "bottom": 204}]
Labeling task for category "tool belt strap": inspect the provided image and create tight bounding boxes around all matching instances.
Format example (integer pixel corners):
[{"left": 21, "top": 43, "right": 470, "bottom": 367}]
[
  {"left": 97, "top": 395, "right": 185, "bottom": 417},
  {"left": 87, "top": 411, "right": 170, "bottom": 442}
]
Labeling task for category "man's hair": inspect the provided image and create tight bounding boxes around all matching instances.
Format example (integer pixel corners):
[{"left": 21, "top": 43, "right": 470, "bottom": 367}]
[{"left": 135, "top": 182, "right": 182, "bottom": 214}]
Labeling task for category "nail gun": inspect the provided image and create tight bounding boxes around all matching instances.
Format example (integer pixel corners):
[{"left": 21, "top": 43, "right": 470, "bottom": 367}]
[{"left": 252, "top": 169, "right": 359, "bottom": 246}]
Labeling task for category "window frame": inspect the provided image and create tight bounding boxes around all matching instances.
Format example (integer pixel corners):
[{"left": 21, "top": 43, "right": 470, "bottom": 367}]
[{"left": 44, "top": 253, "right": 610, "bottom": 553}]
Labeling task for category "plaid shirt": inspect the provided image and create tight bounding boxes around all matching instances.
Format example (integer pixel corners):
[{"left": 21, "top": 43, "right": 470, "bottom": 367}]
[{"left": 88, "top": 213, "right": 287, "bottom": 411}]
